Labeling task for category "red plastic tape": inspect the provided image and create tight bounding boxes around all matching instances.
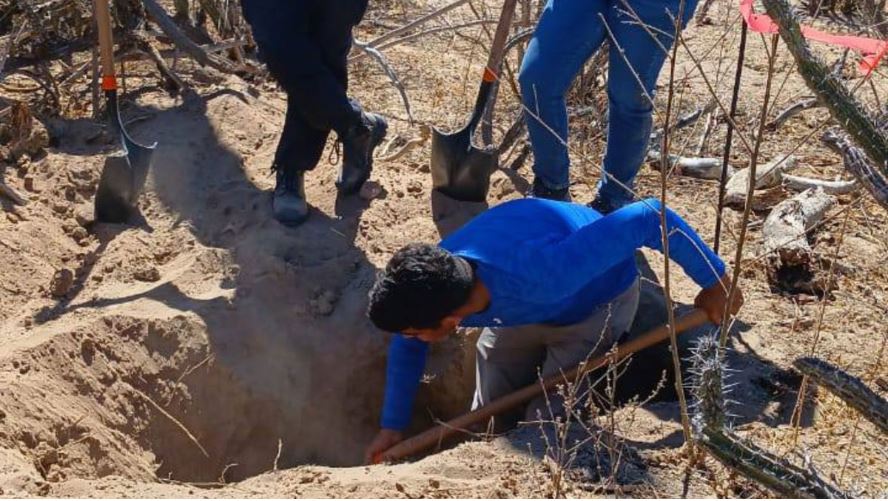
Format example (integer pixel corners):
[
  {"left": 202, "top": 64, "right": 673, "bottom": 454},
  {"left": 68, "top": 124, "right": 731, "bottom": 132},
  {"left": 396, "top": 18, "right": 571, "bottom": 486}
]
[{"left": 739, "top": 0, "right": 887, "bottom": 74}]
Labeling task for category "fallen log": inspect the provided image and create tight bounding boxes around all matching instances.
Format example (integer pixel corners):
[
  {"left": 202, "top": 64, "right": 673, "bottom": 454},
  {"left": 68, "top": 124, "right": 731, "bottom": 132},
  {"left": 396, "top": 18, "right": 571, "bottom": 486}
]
[
  {"left": 724, "top": 155, "right": 798, "bottom": 208},
  {"left": 763, "top": 187, "right": 835, "bottom": 267},
  {"left": 793, "top": 357, "right": 888, "bottom": 434},
  {"left": 782, "top": 174, "right": 859, "bottom": 195}
]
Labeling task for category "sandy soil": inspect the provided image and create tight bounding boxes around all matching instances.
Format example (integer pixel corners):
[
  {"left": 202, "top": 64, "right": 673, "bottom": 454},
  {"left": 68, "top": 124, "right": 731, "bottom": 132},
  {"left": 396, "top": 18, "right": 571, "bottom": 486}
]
[{"left": 0, "top": 0, "right": 886, "bottom": 497}]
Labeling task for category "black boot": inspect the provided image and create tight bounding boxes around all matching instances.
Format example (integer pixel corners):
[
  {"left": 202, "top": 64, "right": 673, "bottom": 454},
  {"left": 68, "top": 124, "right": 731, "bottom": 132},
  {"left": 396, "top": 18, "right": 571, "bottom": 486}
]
[
  {"left": 336, "top": 112, "right": 388, "bottom": 194},
  {"left": 273, "top": 170, "right": 309, "bottom": 226},
  {"left": 528, "top": 178, "right": 572, "bottom": 202},
  {"left": 586, "top": 196, "right": 621, "bottom": 215}
]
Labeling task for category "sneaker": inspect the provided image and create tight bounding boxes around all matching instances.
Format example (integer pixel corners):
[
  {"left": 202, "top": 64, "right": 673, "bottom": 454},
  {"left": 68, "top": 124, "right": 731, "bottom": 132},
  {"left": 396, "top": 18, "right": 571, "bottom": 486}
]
[
  {"left": 273, "top": 170, "right": 309, "bottom": 226},
  {"left": 528, "top": 178, "right": 572, "bottom": 202},
  {"left": 337, "top": 112, "right": 388, "bottom": 194}
]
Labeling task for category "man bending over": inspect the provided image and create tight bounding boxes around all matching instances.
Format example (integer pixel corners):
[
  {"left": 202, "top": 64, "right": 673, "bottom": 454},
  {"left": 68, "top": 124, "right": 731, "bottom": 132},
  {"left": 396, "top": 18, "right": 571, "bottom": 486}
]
[{"left": 363, "top": 198, "right": 743, "bottom": 462}]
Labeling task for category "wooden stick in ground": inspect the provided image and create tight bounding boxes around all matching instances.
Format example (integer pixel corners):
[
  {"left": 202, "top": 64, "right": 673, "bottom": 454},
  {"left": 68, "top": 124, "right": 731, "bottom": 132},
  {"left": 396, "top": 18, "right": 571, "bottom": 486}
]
[
  {"left": 377, "top": 308, "right": 710, "bottom": 464},
  {"left": 719, "top": 33, "right": 780, "bottom": 356},
  {"left": 658, "top": 0, "right": 693, "bottom": 446},
  {"left": 714, "top": 18, "right": 748, "bottom": 255}
]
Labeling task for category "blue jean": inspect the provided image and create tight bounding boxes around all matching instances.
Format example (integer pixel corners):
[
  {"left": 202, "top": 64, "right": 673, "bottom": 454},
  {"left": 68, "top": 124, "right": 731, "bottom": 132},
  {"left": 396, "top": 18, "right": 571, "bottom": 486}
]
[{"left": 519, "top": 0, "right": 698, "bottom": 207}]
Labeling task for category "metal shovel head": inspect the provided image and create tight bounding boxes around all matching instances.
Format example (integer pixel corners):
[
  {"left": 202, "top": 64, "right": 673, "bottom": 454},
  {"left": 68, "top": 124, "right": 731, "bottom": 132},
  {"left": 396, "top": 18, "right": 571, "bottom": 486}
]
[
  {"left": 94, "top": 90, "right": 156, "bottom": 223},
  {"left": 430, "top": 125, "right": 497, "bottom": 203}
]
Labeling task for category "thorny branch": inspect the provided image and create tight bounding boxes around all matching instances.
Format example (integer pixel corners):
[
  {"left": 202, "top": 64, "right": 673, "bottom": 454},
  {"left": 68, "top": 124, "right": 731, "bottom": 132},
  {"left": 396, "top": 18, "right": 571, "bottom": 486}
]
[
  {"left": 793, "top": 357, "right": 888, "bottom": 434},
  {"left": 689, "top": 336, "right": 849, "bottom": 499}
]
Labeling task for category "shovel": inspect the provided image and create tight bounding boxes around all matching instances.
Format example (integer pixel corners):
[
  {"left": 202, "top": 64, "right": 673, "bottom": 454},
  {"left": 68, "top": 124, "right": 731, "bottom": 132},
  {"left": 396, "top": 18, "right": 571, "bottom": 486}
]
[
  {"left": 374, "top": 308, "right": 710, "bottom": 464},
  {"left": 430, "top": 0, "right": 519, "bottom": 202},
  {"left": 93, "top": 0, "right": 157, "bottom": 223}
]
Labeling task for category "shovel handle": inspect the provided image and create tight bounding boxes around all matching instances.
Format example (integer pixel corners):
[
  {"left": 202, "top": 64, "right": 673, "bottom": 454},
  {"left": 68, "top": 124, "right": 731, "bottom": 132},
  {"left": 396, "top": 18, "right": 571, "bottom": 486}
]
[
  {"left": 376, "top": 308, "right": 710, "bottom": 464},
  {"left": 466, "top": 0, "right": 520, "bottom": 131},
  {"left": 93, "top": 0, "right": 117, "bottom": 91},
  {"left": 482, "top": 0, "right": 520, "bottom": 82}
]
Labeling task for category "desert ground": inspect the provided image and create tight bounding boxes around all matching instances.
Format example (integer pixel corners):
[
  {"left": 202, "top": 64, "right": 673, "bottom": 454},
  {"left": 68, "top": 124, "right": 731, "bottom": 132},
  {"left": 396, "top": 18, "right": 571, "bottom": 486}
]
[{"left": 0, "top": 0, "right": 886, "bottom": 497}]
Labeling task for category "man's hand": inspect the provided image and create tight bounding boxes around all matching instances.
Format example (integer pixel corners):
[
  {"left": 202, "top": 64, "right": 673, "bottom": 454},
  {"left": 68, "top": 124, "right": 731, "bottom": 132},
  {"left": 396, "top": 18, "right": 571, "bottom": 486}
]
[
  {"left": 364, "top": 428, "right": 403, "bottom": 464},
  {"left": 694, "top": 273, "right": 744, "bottom": 324}
]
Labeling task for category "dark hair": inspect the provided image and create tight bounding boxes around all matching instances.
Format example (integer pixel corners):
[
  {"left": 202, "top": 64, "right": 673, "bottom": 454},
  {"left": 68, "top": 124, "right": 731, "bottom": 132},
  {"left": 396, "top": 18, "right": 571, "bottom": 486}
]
[{"left": 368, "top": 243, "right": 474, "bottom": 332}]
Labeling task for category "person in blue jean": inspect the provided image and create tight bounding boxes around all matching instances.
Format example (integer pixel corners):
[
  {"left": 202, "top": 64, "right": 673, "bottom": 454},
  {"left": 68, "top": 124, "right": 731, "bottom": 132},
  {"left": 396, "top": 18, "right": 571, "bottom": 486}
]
[
  {"left": 362, "top": 197, "right": 742, "bottom": 463},
  {"left": 520, "top": 0, "right": 698, "bottom": 212}
]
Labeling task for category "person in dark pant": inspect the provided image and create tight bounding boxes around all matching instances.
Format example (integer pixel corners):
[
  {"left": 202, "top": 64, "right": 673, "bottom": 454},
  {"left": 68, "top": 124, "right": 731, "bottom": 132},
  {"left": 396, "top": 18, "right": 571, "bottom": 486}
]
[{"left": 241, "top": 0, "right": 388, "bottom": 226}]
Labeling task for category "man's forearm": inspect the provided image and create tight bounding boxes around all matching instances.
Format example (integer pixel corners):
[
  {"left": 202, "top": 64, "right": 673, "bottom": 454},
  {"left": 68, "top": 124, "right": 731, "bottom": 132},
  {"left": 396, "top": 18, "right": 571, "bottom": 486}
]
[
  {"left": 651, "top": 200, "right": 726, "bottom": 288},
  {"left": 381, "top": 335, "right": 428, "bottom": 430}
]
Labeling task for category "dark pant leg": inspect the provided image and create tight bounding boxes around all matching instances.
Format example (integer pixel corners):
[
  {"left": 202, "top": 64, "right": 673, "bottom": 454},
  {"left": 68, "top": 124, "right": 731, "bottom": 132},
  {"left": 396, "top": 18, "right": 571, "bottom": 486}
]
[
  {"left": 241, "top": 0, "right": 366, "bottom": 173},
  {"left": 274, "top": 100, "right": 330, "bottom": 173}
]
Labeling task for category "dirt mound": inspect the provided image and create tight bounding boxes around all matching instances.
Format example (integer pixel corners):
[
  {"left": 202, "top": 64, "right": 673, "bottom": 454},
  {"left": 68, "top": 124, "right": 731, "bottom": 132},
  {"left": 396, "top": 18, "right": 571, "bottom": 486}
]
[{"left": 0, "top": 78, "right": 484, "bottom": 489}]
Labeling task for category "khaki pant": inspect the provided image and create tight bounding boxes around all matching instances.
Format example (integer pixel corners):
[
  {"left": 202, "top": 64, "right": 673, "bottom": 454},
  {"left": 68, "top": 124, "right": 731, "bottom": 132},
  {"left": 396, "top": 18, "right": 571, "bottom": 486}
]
[{"left": 471, "top": 279, "right": 640, "bottom": 427}]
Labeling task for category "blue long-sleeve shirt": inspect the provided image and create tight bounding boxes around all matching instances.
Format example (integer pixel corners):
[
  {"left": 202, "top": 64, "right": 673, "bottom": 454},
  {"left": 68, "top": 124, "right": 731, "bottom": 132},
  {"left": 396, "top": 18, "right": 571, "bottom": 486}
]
[{"left": 381, "top": 198, "right": 725, "bottom": 430}]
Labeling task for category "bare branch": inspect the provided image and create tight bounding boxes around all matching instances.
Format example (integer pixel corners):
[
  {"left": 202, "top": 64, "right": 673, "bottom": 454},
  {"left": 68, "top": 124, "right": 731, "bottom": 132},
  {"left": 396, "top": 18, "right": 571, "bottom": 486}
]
[
  {"left": 352, "top": 40, "right": 415, "bottom": 124},
  {"left": 142, "top": 0, "right": 241, "bottom": 75},
  {"left": 765, "top": 97, "right": 819, "bottom": 131},
  {"left": 782, "top": 174, "right": 859, "bottom": 195},
  {"left": 349, "top": 0, "right": 472, "bottom": 63}
]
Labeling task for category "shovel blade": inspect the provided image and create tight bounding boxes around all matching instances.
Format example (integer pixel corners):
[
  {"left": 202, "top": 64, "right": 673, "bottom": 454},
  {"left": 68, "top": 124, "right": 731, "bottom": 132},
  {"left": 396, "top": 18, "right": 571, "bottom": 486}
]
[
  {"left": 95, "top": 151, "right": 137, "bottom": 223},
  {"left": 430, "top": 126, "right": 497, "bottom": 203},
  {"left": 94, "top": 90, "right": 156, "bottom": 223}
]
